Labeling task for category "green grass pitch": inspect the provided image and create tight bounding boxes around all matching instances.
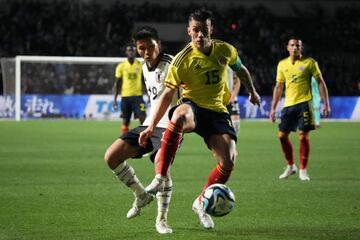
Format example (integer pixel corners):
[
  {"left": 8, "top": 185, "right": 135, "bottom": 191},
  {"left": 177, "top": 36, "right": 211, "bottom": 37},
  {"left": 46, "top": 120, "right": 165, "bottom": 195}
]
[{"left": 0, "top": 120, "right": 359, "bottom": 240}]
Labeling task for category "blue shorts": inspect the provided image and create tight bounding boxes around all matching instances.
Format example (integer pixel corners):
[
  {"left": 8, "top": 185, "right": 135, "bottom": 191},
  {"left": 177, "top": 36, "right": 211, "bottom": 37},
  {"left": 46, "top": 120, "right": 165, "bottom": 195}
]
[
  {"left": 279, "top": 100, "right": 315, "bottom": 133},
  {"left": 169, "top": 99, "right": 237, "bottom": 147},
  {"left": 120, "top": 96, "right": 146, "bottom": 121}
]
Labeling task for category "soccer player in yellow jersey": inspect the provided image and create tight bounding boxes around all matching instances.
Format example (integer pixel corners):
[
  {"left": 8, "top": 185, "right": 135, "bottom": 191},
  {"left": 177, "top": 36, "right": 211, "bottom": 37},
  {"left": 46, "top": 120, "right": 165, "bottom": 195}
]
[
  {"left": 113, "top": 44, "right": 146, "bottom": 135},
  {"left": 139, "top": 9, "right": 260, "bottom": 229},
  {"left": 270, "top": 38, "right": 330, "bottom": 181}
]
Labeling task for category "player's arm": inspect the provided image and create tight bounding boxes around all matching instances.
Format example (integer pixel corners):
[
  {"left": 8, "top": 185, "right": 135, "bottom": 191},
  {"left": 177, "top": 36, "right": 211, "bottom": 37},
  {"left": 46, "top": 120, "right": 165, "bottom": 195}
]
[
  {"left": 141, "top": 74, "right": 147, "bottom": 95},
  {"left": 314, "top": 75, "right": 331, "bottom": 117},
  {"left": 230, "top": 74, "right": 240, "bottom": 103},
  {"left": 113, "top": 77, "right": 122, "bottom": 110},
  {"left": 234, "top": 65, "right": 260, "bottom": 106},
  {"left": 270, "top": 81, "right": 284, "bottom": 122},
  {"left": 139, "top": 87, "right": 177, "bottom": 147}
]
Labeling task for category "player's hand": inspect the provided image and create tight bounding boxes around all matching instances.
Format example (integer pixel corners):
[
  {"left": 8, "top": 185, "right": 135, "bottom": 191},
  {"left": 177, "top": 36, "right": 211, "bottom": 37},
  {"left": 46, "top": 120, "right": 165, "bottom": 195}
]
[
  {"left": 269, "top": 109, "right": 276, "bottom": 123},
  {"left": 113, "top": 102, "right": 118, "bottom": 110},
  {"left": 139, "top": 126, "right": 154, "bottom": 147},
  {"left": 322, "top": 104, "right": 331, "bottom": 118},
  {"left": 249, "top": 91, "right": 261, "bottom": 107}
]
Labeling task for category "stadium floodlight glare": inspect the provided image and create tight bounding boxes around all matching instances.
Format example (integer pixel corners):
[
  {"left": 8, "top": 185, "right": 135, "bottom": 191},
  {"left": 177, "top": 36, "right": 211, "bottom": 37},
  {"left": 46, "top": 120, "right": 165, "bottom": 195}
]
[{"left": 3, "top": 56, "right": 128, "bottom": 121}]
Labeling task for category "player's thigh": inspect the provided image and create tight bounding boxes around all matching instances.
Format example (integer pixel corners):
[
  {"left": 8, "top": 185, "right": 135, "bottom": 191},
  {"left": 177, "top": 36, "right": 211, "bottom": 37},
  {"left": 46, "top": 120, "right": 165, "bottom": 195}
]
[
  {"left": 207, "top": 134, "right": 236, "bottom": 169},
  {"left": 279, "top": 106, "right": 297, "bottom": 132},
  {"left": 171, "top": 103, "right": 196, "bottom": 131},
  {"left": 298, "top": 101, "right": 315, "bottom": 132},
  {"left": 104, "top": 139, "right": 138, "bottom": 165}
]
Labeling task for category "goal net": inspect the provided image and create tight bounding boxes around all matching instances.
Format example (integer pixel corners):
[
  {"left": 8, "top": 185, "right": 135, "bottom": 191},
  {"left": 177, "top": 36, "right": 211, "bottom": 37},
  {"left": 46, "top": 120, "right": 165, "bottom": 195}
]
[{"left": 1, "top": 56, "right": 127, "bottom": 121}]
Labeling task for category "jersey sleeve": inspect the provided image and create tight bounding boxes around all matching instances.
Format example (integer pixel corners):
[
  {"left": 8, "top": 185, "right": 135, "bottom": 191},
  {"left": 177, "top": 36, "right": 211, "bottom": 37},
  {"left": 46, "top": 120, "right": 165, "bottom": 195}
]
[
  {"left": 165, "top": 64, "right": 181, "bottom": 89},
  {"left": 115, "top": 63, "right": 123, "bottom": 79},
  {"left": 228, "top": 44, "right": 242, "bottom": 71},
  {"left": 310, "top": 60, "right": 322, "bottom": 78},
  {"left": 276, "top": 62, "right": 285, "bottom": 83}
]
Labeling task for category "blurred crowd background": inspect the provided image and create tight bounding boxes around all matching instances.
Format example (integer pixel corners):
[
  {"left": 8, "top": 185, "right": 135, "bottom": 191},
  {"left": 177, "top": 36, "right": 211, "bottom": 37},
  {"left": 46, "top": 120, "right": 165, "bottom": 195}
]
[{"left": 1, "top": 0, "right": 359, "bottom": 96}]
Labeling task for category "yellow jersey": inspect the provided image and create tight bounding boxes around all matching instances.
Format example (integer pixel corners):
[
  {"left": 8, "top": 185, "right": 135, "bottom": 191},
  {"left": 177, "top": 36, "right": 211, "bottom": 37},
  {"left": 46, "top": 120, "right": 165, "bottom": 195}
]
[
  {"left": 165, "top": 40, "right": 240, "bottom": 113},
  {"left": 115, "top": 59, "right": 143, "bottom": 97},
  {"left": 276, "top": 56, "right": 322, "bottom": 107}
]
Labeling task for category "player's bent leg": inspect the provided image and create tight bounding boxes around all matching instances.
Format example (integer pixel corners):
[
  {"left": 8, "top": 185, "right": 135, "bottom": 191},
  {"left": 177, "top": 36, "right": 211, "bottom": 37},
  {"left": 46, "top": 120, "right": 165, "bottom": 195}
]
[
  {"left": 192, "top": 197, "right": 214, "bottom": 229},
  {"left": 199, "top": 135, "right": 235, "bottom": 198},
  {"left": 146, "top": 104, "right": 194, "bottom": 195},
  {"left": 104, "top": 139, "right": 154, "bottom": 218}
]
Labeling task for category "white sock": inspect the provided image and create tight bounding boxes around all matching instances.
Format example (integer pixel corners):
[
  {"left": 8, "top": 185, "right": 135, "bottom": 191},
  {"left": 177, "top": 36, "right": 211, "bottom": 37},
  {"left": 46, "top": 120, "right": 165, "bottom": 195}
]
[
  {"left": 113, "top": 162, "right": 145, "bottom": 196},
  {"left": 233, "top": 119, "right": 240, "bottom": 136},
  {"left": 156, "top": 178, "right": 172, "bottom": 220}
]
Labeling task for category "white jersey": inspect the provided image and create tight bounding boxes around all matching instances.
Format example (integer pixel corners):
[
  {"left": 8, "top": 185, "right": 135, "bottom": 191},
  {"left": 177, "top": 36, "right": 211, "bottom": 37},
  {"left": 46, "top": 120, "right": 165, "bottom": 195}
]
[
  {"left": 226, "top": 66, "right": 234, "bottom": 91},
  {"left": 142, "top": 53, "right": 179, "bottom": 128}
]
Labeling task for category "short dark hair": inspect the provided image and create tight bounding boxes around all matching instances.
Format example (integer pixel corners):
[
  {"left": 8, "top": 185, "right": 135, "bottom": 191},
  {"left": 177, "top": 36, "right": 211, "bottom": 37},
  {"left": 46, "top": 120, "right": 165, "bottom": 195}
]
[
  {"left": 189, "top": 9, "right": 213, "bottom": 25},
  {"left": 133, "top": 26, "right": 160, "bottom": 42}
]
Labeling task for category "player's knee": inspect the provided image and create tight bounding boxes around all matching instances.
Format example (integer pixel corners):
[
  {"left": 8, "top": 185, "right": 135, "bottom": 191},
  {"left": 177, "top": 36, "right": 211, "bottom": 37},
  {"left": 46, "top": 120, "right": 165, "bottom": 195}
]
[
  {"left": 299, "top": 132, "right": 309, "bottom": 141},
  {"left": 103, "top": 148, "right": 113, "bottom": 165},
  {"left": 171, "top": 110, "right": 188, "bottom": 126},
  {"left": 278, "top": 131, "right": 289, "bottom": 140},
  {"left": 220, "top": 158, "right": 234, "bottom": 171}
]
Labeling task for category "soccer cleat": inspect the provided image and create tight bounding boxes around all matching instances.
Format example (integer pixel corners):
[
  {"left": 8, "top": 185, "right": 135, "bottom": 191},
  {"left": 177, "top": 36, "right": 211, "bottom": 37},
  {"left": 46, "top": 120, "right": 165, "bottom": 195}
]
[
  {"left": 126, "top": 192, "right": 154, "bottom": 219},
  {"left": 155, "top": 219, "right": 173, "bottom": 234},
  {"left": 279, "top": 164, "right": 298, "bottom": 179},
  {"left": 145, "top": 174, "right": 166, "bottom": 195},
  {"left": 192, "top": 197, "right": 214, "bottom": 229},
  {"left": 299, "top": 169, "right": 310, "bottom": 181}
]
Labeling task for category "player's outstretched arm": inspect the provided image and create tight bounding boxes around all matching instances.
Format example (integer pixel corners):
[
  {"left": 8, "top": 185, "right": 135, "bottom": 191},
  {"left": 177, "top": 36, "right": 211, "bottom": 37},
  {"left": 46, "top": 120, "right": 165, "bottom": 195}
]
[
  {"left": 270, "top": 82, "right": 284, "bottom": 122},
  {"left": 139, "top": 87, "right": 176, "bottom": 147},
  {"left": 235, "top": 65, "right": 260, "bottom": 106},
  {"left": 315, "top": 75, "right": 331, "bottom": 117}
]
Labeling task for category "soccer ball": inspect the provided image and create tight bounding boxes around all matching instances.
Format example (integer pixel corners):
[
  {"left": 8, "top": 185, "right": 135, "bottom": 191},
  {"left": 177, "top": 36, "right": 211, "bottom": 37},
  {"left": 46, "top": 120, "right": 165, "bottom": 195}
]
[{"left": 202, "top": 183, "right": 235, "bottom": 217}]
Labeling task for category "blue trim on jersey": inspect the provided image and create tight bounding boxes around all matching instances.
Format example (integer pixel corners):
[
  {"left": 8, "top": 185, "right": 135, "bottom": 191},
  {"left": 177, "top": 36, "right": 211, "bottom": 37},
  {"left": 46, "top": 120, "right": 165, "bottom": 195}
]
[{"left": 229, "top": 57, "right": 242, "bottom": 71}]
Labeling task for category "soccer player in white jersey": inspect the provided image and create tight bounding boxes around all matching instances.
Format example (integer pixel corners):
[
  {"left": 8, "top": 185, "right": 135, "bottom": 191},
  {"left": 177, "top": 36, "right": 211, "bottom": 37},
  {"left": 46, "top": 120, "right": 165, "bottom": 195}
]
[
  {"left": 226, "top": 67, "right": 241, "bottom": 135},
  {"left": 104, "top": 26, "right": 179, "bottom": 234}
]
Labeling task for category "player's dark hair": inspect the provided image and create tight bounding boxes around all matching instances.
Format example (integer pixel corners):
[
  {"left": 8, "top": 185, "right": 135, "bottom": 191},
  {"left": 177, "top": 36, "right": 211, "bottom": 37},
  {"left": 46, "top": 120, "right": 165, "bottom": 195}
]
[
  {"left": 133, "top": 26, "right": 160, "bottom": 42},
  {"left": 189, "top": 9, "right": 213, "bottom": 25}
]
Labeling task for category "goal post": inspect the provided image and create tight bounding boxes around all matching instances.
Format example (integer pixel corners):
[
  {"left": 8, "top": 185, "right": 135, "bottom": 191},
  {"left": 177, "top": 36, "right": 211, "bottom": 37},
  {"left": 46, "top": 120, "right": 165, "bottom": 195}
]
[{"left": 2, "top": 55, "right": 127, "bottom": 121}]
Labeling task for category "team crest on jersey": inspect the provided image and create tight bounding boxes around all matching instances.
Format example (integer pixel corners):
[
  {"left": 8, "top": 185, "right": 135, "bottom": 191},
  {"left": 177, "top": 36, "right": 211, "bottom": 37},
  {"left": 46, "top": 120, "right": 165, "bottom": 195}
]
[
  {"left": 193, "top": 63, "right": 201, "bottom": 71},
  {"left": 218, "top": 56, "right": 227, "bottom": 66},
  {"left": 299, "top": 66, "right": 305, "bottom": 72},
  {"left": 156, "top": 71, "right": 162, "bottom": 83}
]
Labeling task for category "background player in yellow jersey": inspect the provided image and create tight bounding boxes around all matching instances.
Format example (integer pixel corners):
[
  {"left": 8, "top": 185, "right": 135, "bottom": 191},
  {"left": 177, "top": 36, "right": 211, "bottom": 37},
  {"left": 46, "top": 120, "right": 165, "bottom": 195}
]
[
  {"left": 139, "top": 9, "right": 260, "bottom": 229},
  {"left": 113, "top": 43, "right": 146, "bottom": 135},
  {"left": 270, "top": 38, "right": 330, "bottom": 181}
]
